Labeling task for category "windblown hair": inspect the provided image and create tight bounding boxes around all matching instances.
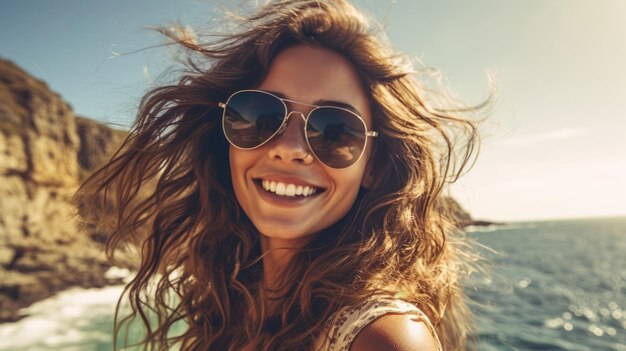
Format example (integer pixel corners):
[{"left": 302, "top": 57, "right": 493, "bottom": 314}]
[{"left": 77, "top": 1, "right": 489, "bottom": 350}]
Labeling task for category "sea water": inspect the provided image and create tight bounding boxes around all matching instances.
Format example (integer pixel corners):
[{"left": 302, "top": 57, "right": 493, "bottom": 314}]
[
  {"left": 0, "top": 217, "right": 624, "bottom": 350},
  {"left": 466, "top": 217, "right": 626, "bottom": 351}
]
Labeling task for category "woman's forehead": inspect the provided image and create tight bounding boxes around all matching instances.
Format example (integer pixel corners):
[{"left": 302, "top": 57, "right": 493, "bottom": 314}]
[{"left": 258, "top": 44, "right": 372, "bottom": 124}]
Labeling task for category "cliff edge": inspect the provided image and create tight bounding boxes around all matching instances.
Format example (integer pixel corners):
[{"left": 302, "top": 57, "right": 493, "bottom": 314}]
[{"left": 0, "top": 59, "right": 128, "bottom": 322}]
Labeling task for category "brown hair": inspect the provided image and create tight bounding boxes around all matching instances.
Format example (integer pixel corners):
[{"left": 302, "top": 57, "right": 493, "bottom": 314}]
[{"left": 76, "top": 1, "right": 489, "bottom": 350}]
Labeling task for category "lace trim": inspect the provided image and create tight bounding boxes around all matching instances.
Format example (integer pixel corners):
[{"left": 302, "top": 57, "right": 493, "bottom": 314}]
[{"left": 314, "top": 297, "right": 443, "bottom": 351}]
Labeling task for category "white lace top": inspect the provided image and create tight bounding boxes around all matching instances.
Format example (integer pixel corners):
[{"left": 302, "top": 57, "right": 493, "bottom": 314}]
[{"left": 313, "top": 297, "right": 443, "bottom": 351}]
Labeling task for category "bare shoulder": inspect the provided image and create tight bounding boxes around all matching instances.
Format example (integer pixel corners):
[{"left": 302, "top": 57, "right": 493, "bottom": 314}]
[{"left": 348, "top": 313, "right": 440, "bottom": 351}]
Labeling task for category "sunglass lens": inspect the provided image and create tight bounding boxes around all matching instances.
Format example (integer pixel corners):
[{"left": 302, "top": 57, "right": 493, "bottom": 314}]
[
  {"left": 223, "top": 91, "right": 285, "bottom": 148},
  {"left": 307, "top": 108, "right": 367, "bottom": 168}
]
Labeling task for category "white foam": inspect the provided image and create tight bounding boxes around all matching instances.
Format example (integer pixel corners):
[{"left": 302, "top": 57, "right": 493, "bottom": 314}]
[
  {"left": 464, "top": 224, "right": 502, "bottom": 233},
  {"left": 464, "top": 222, "right": 535, "bottom": 233},
  {"left": 104, "top": 266, "right": 133, "bottom": 283},
  {"left": 0, "top": 285, "right": 125, "bottom": 350}
]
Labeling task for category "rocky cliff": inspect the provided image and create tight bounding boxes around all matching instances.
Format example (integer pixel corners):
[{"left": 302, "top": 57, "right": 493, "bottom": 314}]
[{"left": 0, "top": 59, "right": 128, "bottom": 322}]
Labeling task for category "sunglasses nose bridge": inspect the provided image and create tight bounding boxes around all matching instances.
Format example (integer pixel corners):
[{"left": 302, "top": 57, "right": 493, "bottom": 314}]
[
  {"left": 267, "top": 109, "right": 314, "bottom": 165},
  {"left": 274, "top": 110, "right": 307, "bottom": 136},
  {"left": 285, "top": 110, "right": 307, "bottom": 123},
  {"left": 276, "top": 109, "right": 307, "bottom": 136}
]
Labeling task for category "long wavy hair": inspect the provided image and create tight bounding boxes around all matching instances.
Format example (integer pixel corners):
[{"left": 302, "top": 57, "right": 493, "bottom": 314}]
[{"left": 76, "top": 1, "right": 489, "bottom": 350}]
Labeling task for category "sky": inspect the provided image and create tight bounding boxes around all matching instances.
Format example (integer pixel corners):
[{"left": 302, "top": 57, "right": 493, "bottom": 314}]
[{"left": 1, "top": 0, "right": 625, "bottom": 222}]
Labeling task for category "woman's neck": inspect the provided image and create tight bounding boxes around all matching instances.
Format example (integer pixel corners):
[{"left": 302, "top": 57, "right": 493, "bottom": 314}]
[
  {"left": 259, "top": 235, "right": 309, "bottom": 314},
  {"left": 260, "top": 238, "right": 295, "bottom": 287}
]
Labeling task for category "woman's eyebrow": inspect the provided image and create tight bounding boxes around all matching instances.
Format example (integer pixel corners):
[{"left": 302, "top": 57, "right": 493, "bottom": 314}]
[{"left": 314, "top": 99, "right": 362, "bottom": 116}]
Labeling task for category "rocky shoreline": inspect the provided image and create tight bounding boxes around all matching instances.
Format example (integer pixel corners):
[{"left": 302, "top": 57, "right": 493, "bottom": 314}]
[{"left": 0, "top": 59, "right": 132, "bottom": 323}]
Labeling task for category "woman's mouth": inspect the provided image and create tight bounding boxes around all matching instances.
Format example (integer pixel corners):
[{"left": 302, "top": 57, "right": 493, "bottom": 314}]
[{"left": 254, "top": 179, "right": 325, "bottom": 198}]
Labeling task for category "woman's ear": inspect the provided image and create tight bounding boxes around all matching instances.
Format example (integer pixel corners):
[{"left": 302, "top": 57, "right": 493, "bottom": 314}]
[{"left": 361, "top": 160, "right": 374, "bottom": 189}]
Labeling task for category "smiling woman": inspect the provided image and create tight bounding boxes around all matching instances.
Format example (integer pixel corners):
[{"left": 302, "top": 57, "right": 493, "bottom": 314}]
[
  {"left": 229, "top": 45, "right": 373, "bottom": 250},
  {"left": 75, "top": 1, "right": 486, "bottom": 350}
]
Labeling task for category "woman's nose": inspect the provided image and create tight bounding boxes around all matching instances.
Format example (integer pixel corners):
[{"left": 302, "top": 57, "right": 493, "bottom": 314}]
[{"left": 266, "top": 111, "right": 313, "bottom": 165}]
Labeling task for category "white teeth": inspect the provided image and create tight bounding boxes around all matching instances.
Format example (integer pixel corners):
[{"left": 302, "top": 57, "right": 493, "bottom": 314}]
[
  {"left": 259, "top": 180, "right": 319, "bottom": 197},
  {"left": 303, "top": 186, "right": 317, "bottom": 196},
  {"left": 276, "top": 182, "right": 286, "bottom": 195},
  {"left": 286, "top": 184, "right": 296, "bottom": 196}
]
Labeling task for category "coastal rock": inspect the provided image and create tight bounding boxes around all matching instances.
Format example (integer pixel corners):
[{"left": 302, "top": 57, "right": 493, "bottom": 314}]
[
  {"left": 443, "top": 197, "right": 473, "bottom": 227},
  {"left": 442, "top": 197, "right": 496, "bottom": 228},
  {"left": 0, "top": 131, "right": 26, "bottom": 173},
  {"left": 75, "top": 115, "right": 127, "bottom": 177},
  {"left": 0, "top": 58, "right": 130, "bottom": 322}
]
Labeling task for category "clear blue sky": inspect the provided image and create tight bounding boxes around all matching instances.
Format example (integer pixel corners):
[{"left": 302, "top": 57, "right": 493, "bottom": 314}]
[{"left": 1, "top": 0, "right": 625, "bottom": 221}]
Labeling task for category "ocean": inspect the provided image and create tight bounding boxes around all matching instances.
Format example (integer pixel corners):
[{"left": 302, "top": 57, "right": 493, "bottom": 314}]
[
  {"left": 466, "top": 217, "right": 626, "bottom": 351},
  {"left": 1, "top": 217, "right": 624, "bottom": 351}
]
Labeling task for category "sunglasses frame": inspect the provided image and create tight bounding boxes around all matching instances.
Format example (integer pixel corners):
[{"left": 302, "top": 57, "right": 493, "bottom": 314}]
[{"left": 218, "top": 89, "right": 378, "bottom": 168}]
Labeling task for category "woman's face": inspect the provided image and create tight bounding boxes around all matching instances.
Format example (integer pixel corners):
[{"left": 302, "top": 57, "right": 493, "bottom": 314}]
[{"left": 229, "top": 44, "right": 373, "bottom": 248}]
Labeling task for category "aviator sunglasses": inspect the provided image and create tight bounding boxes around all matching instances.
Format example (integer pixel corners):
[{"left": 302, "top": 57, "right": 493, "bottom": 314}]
[{"left": 219, "top": 90, "right": 378, "bottom": 169}]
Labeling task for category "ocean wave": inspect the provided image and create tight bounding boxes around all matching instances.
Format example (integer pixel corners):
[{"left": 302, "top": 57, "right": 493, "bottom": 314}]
[
  {"left": 0, "top": 285, "right": 124, "bottom": 351},
  {"left": 465, "top": 222, "right": 535, "bottom": 233}
]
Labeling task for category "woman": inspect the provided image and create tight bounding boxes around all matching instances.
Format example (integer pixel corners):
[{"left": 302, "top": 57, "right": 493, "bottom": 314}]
[{"left": 77, "top": 0, "right": 486, "bottom": 350}]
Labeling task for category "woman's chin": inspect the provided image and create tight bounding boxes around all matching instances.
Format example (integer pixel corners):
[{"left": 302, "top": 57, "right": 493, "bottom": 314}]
[{"left": 257, "top": 227, "right": 318, "bottom": 249}]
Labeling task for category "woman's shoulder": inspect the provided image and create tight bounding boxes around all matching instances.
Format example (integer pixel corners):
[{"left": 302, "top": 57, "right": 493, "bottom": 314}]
[
  {"left": 315, "top": 296, "right": 443, "bottom": 351},
  {"left": 348, "top": 313, "right": 440, "bottom": 351}
]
